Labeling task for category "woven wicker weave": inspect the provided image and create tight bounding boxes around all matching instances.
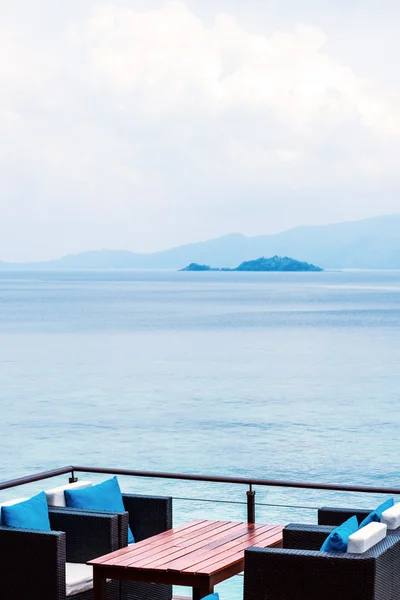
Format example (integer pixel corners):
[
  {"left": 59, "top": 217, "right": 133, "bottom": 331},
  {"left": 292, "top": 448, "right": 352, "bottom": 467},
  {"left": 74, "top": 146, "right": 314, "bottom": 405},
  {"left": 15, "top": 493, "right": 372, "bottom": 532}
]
[
  {"left": 243, "top": 524, "right": 400, "bottom": 600},
  {"left": 318, "top": 505, "right": 400, "bottom": 531},
  {"left": 54, "top": 492, "right": 173, "bottom": 600},
  {"left": 0, "top": 509, "right": 120, "bottom": 600},
  {"left": 120, "top": 494, "right": 173, "bottom": 600}
]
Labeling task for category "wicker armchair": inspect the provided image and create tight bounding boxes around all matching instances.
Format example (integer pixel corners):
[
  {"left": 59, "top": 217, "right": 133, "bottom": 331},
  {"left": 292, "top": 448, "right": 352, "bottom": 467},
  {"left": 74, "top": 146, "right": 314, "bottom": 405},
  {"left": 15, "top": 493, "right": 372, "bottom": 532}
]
[
  {"left": 117, "top": 493, "right": 173, "bottom": 600},
  {"left": 318, "top": 505, "right": 400, "bottom": 532},
  {"left": 0, "top": 508, "right": 120, "bottom": 600},
  {"left": 56, "top": 493, "right": 173, "bottom": 600},
  {"left": 243, "top": 523, "right": 400, "bottom": 600}
]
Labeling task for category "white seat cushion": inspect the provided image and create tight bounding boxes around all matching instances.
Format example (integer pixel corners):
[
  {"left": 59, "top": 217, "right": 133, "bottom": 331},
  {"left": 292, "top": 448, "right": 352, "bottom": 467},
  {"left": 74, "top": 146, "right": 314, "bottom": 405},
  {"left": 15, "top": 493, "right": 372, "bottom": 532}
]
[
  {"left": 0, "top": 498, "right": 29, "bottom": 525},
  {"left": 66, "top": 563, "right": 93, "bottom": 596},
  {"left": 381, "top": 502, "right": 400, "bottom": 530},
  {"left": 45, "top": 481, "right": 92, "bottom": 507},
  {"left": 348, "top": 522, "right": 387, "bottom": 554}
]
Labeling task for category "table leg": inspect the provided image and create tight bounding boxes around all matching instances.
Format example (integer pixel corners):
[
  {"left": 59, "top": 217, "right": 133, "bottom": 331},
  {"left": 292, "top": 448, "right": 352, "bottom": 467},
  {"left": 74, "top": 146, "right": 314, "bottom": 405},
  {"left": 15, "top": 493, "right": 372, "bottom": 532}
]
[
  {"left": 93, "top": 567, "right": 107, "bottom": 600},
  {"left": 193, "top": 580, "right": 214, "bottom": 600}
]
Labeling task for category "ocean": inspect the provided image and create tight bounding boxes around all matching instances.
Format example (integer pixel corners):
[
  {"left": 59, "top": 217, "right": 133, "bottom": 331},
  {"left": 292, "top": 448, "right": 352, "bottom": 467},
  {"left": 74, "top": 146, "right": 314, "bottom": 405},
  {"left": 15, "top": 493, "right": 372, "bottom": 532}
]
[{"left": 1, "top": 269, "right": 400, "bottom": 597}]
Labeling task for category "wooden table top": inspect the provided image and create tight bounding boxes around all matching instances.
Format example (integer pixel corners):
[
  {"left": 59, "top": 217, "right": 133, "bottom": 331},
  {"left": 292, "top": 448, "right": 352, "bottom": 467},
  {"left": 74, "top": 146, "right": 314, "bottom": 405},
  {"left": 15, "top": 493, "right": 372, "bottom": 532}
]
[{"left": 89, "top": 519, "right": 283, "bottom": 576}]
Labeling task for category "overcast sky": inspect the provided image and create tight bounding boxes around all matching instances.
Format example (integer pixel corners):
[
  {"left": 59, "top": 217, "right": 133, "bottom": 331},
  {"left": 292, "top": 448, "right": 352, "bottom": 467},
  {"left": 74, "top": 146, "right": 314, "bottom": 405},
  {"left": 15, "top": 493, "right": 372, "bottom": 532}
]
[{"left": 1, "top": 0, "right": 400, "bottom": 260}]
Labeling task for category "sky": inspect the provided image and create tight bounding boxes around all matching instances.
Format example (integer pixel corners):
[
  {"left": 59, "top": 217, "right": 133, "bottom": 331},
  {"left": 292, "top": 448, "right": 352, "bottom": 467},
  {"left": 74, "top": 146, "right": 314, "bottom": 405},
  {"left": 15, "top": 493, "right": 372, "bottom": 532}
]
[{"left": 1, "top": 0, "right": 400, "bottom": 261}]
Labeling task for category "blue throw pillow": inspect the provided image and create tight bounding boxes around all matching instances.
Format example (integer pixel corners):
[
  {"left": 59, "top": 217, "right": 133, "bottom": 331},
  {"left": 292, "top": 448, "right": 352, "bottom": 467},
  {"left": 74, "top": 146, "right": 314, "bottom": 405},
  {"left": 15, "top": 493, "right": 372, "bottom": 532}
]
[
  {"left": 202, "top": 595, "right": 219, "bottom": 600},
  {"left": 1, "top": 491, "right": 51, "bottom": 531},
  {"left": 359, "top": 498, "right": 394, "bottom": 528},
  {"left": 320, "top": 515, "right": 358, "bottom": 552},
  {"left": 64, "top": 476, "right": 134, "bottom": 544}
]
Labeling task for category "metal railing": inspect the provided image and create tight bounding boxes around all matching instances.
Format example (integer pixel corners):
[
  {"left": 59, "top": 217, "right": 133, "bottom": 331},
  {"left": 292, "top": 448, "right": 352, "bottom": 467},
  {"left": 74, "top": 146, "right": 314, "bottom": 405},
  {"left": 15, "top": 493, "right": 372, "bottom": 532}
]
[{"left": 1, "top": 465, "right": 400, "bottom": 523}]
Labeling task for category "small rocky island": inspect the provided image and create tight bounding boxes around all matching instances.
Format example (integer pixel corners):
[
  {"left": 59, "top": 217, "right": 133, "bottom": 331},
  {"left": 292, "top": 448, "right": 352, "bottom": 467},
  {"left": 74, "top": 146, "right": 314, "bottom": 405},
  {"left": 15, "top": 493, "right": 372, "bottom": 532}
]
[{"left": 180, "top": 256, "right": 323, "bottom": 272}]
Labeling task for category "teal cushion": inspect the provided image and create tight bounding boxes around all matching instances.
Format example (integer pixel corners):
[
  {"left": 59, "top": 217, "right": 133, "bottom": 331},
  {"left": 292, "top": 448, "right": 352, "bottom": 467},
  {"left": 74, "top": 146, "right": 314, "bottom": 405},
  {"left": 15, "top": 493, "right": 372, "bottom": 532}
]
[
  {"left": 202, "top": 595, "right": 219, "bottom": 600},
  {"left": 64, "top": 476, "right": 134, "bottom": 544},
  {"left": 320, "top": 515, "right": 358, "bottom": 552},
  {"left": 359, "top": 498, "right": 394, "bottom": 528},
  {"left": 1, "top": 492, "right": 51, "bottom": 531}
]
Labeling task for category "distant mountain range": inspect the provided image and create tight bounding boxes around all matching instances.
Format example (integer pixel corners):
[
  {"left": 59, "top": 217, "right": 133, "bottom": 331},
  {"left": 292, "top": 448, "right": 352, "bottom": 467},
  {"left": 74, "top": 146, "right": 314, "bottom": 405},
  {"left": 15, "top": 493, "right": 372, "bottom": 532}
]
[{"left": 2, "top": 214, "right": 400, "bottom": 270}]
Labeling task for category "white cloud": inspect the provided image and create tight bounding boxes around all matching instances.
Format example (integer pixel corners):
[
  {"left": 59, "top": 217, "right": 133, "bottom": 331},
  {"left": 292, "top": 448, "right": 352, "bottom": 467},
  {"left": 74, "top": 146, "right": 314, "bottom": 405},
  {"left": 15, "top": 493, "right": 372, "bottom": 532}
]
[
  {"left": 70, "top": 2, "right": 400, "bottom": 136},
  {"left": 1, "top": 0, "right": 400, "bottom": 260}
]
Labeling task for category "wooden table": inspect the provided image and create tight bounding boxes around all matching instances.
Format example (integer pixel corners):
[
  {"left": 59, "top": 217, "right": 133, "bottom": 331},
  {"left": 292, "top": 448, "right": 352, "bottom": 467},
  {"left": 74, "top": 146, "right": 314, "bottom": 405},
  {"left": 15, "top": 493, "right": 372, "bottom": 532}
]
[{"left": 89, "top": 519, "right": 283, "bottom": 600}]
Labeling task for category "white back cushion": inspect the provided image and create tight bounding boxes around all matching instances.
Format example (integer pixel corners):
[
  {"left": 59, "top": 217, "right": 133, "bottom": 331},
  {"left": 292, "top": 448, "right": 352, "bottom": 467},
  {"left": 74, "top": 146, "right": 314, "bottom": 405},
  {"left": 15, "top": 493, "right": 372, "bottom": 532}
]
[
  {"left": 45, "top": 481, "right": 92, "bottom": 507},
  {"left": 66, "top": 563, "right": 93, "bottom": 596},
  {"left": 348, "top": 522, "right": 387, "bottom": 554},
  {"left": 0, "top": 497, "right": 29, "bottom": 525},
  {"left": 381, "top": 502, "right": 400, "bottom": 530},
  {"left": 0, "top": 497, "right": 29, "bottom": 508}
]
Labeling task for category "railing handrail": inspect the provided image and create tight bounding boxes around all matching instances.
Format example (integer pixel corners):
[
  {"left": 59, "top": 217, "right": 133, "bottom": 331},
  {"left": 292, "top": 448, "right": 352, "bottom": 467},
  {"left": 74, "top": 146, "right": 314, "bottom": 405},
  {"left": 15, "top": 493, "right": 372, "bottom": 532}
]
[
  {"left": 71, "top": 466, "right": 400, "bottom": 495},
  {"left": 1, "top": 464, "right": 399, "bottom": 496},
  {"left": 0, "top": 466, "right": 73, "bottom": 491}
]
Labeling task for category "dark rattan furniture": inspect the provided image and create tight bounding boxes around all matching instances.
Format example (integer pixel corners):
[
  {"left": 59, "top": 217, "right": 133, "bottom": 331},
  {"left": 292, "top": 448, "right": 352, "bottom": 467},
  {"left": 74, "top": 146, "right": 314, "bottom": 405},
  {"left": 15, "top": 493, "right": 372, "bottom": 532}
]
[
  {"left": 243, "top": 523, "right": 400, "bottom": 600},
  {"left": 89, "top": 519, "right": 283, "bottom": 600},
  {"left": 0, "top": 508, "right": 120, "bottom": 600},
  {"left": 58, "top": 492, "right": 173, "bottom": 600},
  {"left": 318, "top": 505, "right": 400, "bottom": 530},
  {"left": 119, "top": 493, "right": 173, "bottom": 600}
]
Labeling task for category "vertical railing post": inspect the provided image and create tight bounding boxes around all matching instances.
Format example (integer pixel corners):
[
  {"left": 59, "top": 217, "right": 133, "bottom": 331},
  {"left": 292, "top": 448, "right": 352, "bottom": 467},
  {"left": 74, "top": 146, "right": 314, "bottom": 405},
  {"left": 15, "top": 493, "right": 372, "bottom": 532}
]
[
  {"left": 247, "top": 484, "right": 256, "bottom": 524},
  {"left": 69, "top": 470, "right": 78, "bottom": 484}
]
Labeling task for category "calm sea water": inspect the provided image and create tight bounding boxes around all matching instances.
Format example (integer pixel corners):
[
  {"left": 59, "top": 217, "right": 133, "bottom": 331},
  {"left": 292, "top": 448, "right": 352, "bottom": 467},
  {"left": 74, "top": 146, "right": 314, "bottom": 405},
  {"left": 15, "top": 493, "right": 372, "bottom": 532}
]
[{"left": 1, "top": 269, "right": 400, "bottom": 597}]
